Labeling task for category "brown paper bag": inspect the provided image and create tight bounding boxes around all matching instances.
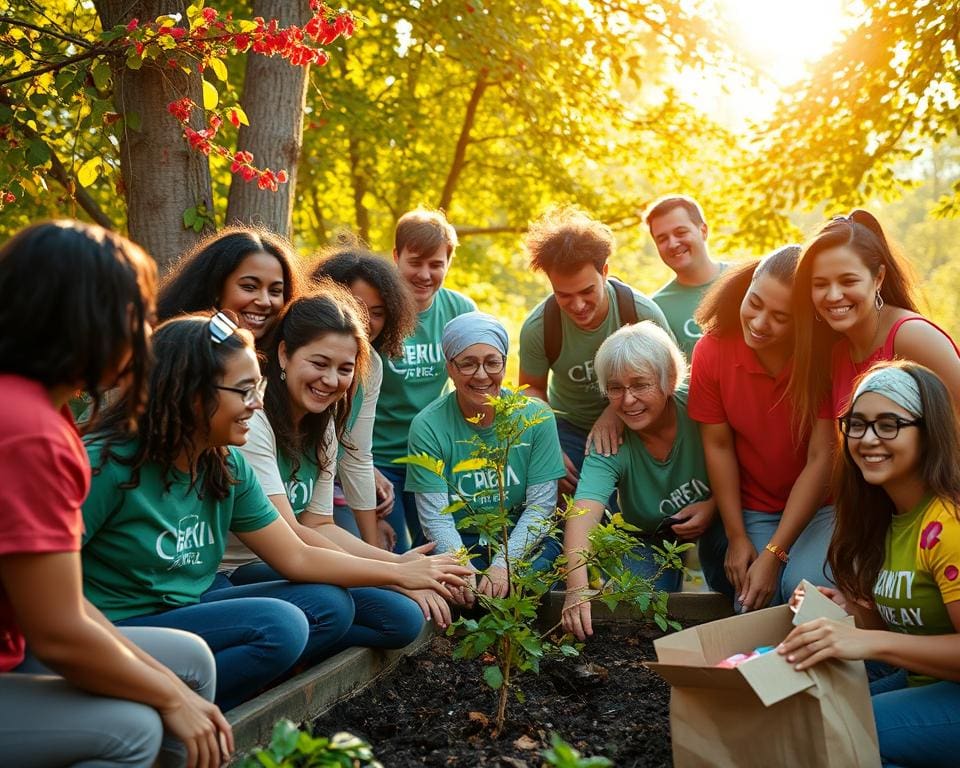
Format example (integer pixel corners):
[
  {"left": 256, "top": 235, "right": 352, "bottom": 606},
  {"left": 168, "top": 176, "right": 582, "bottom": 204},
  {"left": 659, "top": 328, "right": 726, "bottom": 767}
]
[{"left": 646, "top": 580, "right": 881, "bottom": 768}]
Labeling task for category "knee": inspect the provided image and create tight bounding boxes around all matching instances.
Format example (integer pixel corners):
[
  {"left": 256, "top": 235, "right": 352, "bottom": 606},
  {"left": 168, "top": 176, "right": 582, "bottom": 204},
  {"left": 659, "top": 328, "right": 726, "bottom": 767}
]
[
  {"left": 254, "top": 600, "right": 311, "bottom": 668},
  {"left": 383, "top": 595, "right": 426, "bottom": 648},
  {"left": 311, "top": 584, "right": 357, "bottom": 632},
  {"left": 107, "top": 702, "right": 164, "bottom": 767}
]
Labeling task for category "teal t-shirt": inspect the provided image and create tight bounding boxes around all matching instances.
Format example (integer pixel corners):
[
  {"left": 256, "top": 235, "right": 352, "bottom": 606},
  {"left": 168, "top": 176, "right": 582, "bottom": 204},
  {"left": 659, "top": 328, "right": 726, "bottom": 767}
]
[
  {"left": 373, "top": 287, "right": 476, "bottom": 465},
  {"left": 518, "top": 280, "right": 672, "bottom": 431},
  {"left": 573, "top": 388, "right": 711, "bottom": 532},
  {"left": 652, "top": 264, "right": 728, "bottom": 360},
  {"left": 277, "top": 442, "right": 322, "bottom": 516},
  {"left": 80, "top": 440, "right": 278, "bottom": 621},
  {"left": 404, "top": 390, "right": 565, "bottom": 526}
]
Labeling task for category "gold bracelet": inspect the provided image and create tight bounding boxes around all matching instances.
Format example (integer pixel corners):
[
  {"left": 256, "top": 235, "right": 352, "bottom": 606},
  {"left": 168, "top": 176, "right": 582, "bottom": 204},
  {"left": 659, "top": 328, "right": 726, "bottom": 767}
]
[{"left": 765, "top": 543, "right": 789, "bottom": 563}]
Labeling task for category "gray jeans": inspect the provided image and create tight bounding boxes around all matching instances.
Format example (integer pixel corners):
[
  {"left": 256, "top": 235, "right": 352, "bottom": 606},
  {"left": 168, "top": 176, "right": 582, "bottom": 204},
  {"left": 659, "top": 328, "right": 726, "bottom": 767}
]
[{"left": 0, "top": 626, "right": 216, "bottom": 767}]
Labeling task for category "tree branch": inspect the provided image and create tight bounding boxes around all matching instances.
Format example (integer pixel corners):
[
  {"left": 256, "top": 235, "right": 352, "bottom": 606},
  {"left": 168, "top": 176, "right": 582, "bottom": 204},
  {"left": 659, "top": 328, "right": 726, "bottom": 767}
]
[
  {"left": 0, "top": 45, "right": 113, "bottom": 87},
  {"left": 0, "top": 15, "right": 94, "bottom": 48},
  {"left": 437, "top": 69, "right": 488, "bottom": 211}
]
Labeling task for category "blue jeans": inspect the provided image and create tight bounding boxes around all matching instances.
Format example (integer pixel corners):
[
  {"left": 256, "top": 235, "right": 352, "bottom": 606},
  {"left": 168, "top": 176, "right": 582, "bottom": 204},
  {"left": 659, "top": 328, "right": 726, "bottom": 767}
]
[
  {"left": 555, "top": 417, "right": 619, "bottom": 514},
  {"left": 620, "top": 539, "right": 684, "bottom": 592},
  {"left": 869, "top": 668, "right": 960, "bottom": 767},
  {"left": 377, "top": 463, "right": 424, "bottom": 553},
  {"left": 460, "top": 532, "right": 562, "bottom": 575},
  {"left": 741, "top": 505, "right": 835, "bottom": 606},
  {"left": 333, "top": 502, "right": 362, "bottom": 537},
  {"left": 117, "top": 590, "right": 316, "bottom": 711},
  {"left": 228, "top": 561, "right": 424, "bottom": 656}
]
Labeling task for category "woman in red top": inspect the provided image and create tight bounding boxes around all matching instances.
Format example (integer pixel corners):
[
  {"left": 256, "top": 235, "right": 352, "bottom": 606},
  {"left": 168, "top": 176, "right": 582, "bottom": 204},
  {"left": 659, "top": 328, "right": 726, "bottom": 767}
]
[
  {"left": 690, "top": 245, "right": 834, "bottom": 611},
  {"left": 0, "top": 222, "right": 232, "bottom": 768},
  {"left": 788, "top": 209, "right": 960, "bottom": 433}
]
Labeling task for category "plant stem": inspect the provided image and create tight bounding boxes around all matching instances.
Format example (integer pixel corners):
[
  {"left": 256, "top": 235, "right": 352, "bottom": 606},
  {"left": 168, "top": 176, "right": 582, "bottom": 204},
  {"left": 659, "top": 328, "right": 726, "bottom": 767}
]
[{"left": 493, "top": 636, "right": 511, "bottom": 737}]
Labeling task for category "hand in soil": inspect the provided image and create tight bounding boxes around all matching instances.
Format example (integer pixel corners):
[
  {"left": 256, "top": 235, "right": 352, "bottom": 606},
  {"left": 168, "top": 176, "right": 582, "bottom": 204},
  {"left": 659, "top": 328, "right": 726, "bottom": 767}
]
[{"left": 561, "top": 590, "right": 595, "bottom": 641}]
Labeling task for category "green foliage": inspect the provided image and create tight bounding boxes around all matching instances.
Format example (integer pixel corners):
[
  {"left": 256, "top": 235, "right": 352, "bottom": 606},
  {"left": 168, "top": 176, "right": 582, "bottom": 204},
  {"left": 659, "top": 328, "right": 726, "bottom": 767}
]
[
  {"left": 238, "top": 719, "right": 382, "bottom": 768},
  {"left": 541, "top": 733, "right": 612, "bottom": 768},
  {"left": 399, "top": 388, "right": 682, "bottom": 735}
]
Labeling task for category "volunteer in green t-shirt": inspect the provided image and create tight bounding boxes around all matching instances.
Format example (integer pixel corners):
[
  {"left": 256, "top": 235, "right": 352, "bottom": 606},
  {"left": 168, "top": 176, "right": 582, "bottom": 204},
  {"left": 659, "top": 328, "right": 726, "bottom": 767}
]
[
  {"left": 562, "top": 321, "right": 725, "bottom": 641},
  {"left": 81, "top": 313, "right": 470, "bottom": 711},
  {"left": 781, "top": 362, "right": 960, "bottom": 768},
  {"left": 406, "top": 312, "right": 566, "bottom": 603},
  {"left": 518, "top": 207, "right": 672, "bottom": 500},
  {"left": 374, "top": 208, "right": 477, "bottom": 552},
  {"left": 645, "top": 195, "right": 728, "bottom": 359}
]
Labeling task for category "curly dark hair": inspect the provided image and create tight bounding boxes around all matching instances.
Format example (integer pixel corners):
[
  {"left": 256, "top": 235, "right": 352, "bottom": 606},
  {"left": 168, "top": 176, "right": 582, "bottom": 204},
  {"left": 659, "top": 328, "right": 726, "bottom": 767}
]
[
  {"left": 0, "top": 220, "right": 156, "bottom": 429},
  {"left": 525, "top": 206, "right": 614, "bottom": 275},
  {"left": 310, "top": 245, "right": 417, "bottom": 358},
  {"left": 157, "top": 225, "right": 302, "bottom": 345},
  {"left": 830, "top": 361, "right": 960, "bottom": 602},
  {"left": 261, "top": 282, "right": 370, "bottom": 478},
  {"left": 91, "top": 313, "right": 255, "bottom": 500}
]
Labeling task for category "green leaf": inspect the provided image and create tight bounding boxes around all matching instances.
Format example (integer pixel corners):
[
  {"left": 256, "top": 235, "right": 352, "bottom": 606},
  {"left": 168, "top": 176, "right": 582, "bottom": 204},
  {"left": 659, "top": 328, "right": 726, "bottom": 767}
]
[
  {"left": 126, "top": 111, "right": 142, "bottom": 132},
  {"left": 483, "top": 664, "right": 504, "bottom": 690},
  {"left": 92, "top": 62, "right": 111, "bottom": 90},
  {"left": 77, "top": 157, "right": 101, "bottom": 188},
  {"left": 26, "top": 140, "right": 50, "bottom": 166},
  {"left": 440, "top": 499, "right": 466, "bottom": 516},
  {"left": 183, "top": 206, "right": 198, "bottom": 228},
  {"left": 202, "top": 79, "right": 218, "bottom": 109},
  {"left": 268, "top": 719, "right": 300, "bottom": 759}
]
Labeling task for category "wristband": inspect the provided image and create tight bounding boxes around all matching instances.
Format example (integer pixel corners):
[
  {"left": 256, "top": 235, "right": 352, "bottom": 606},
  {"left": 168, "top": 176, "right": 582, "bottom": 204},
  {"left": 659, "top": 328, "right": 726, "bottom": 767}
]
[{"left": 765, "top": 543, "right": 789, "bottom": 563}]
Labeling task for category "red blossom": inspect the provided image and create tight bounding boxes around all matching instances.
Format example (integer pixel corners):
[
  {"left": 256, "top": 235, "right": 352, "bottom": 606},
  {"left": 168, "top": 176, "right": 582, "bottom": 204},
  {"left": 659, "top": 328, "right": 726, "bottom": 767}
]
[
  {"left": 126, "top": 18, "right": 139, "bottom": 32},
  {"left": 240, "top": 165, "right": 258, "bottom": 182},
  {"left": 228, "top": 109, "right": 240, "bottom": 127},
  {"left": 169, "top": 26, "right": 187, "bottom": 40},
  {"left": 208, "top": 114, "right": 223, "bottom": 130},
  {"left": 276, "top": 169, "right": 288, "bottom": 183},
  {"left": 2, "top": 192, "right": 14, "bottom": 204},
  {"left": 202, "top": 7, "right": 218, "bottom": 23},
  {"left": 167, "top": 97, "right": 193, "bottom": 122}
]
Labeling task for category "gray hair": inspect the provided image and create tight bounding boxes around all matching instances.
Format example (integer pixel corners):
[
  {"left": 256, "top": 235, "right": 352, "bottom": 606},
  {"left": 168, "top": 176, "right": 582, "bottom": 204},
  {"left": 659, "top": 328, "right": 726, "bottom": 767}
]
[{"left": 594, "top": 321, "right": 686, "bottom": 396}]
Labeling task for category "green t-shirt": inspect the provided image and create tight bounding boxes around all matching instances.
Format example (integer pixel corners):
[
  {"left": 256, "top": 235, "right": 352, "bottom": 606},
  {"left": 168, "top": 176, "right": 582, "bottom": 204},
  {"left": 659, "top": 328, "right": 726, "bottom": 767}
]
[
  {"left": 518, "top": 280, "right": 672, "bottom": 431},
  {"left": 404, "top": 390, "right": 565, "bottom": 526},
  {"left": 652, "top": 264, "right": 728, "bottom": 360},
  {"left": 573, "top": 388, "right": 710, "bottom": 532},
  {"left": 373, "top": 287, "right": 476, "bottom": 465},
  {"left": 277, "top": 442, "right": 321, "bottom": 516},
  {"left": 80, "top": 440, "right": 278, "bottom": 621}
]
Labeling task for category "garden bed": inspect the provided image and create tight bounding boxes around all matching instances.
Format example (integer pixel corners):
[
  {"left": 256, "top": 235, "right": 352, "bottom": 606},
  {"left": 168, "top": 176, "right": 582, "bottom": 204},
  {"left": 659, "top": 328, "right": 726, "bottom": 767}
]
[{"left": 313, "top": 621, "right": 674, "bottom": 767}]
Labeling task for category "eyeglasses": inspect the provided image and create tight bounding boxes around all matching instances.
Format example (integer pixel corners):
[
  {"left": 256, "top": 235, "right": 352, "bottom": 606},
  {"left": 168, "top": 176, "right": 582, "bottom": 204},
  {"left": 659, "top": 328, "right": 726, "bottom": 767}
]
[
  {"left": 209, "top": 311, "right": 239, "bottom": 344},
  {"left": 606, "top": 381, "right": 657, "bottom": 400},
  {"left": 452, "top": 355, "right": 506, "bottom": 376},
  {"left": 215, "top": 378, "right": 268, "bottom": 407},
  {"left": 838, "top": 415, "right": 922, "bottom": 440}
]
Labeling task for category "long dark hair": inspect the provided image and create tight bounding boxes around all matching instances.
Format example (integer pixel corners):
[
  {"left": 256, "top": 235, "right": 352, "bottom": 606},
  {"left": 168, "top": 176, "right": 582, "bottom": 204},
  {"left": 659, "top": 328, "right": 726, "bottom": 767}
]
[
  {"left": 695, "top": 245, "right": 800, "bottom": 337},
  {"left": 92, "top": 313, "right": 255, "bottom": 500},
  {"left": 0, "top": 220, "right": 156, "bottom": 428},
  {"left": 310, "top": 244, "right": 417, "bottom": 358},
  {"left": 829, "top": 361, "right": 960, "bottom": 601},
  {"left": 157, "top": 225, "right": 302, "bottom": 333},
  {"left": 788, "top": 210, "right": 918, "bottom": 434},
  {"left": 261, "top": 283, "right": 370, "bottom": 477}
]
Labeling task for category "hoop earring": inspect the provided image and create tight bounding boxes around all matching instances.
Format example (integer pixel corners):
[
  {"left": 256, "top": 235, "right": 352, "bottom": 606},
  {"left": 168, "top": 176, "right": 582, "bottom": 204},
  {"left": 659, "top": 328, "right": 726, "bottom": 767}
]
[
  {"left": 814, "top": 311, "right": 822, "bottom": 323},
  {"left": 875, "top": 291, "right": 884, "bottom": 311},
  {"left": 280, "top": 368, "right": 286, "bottom": 381}
]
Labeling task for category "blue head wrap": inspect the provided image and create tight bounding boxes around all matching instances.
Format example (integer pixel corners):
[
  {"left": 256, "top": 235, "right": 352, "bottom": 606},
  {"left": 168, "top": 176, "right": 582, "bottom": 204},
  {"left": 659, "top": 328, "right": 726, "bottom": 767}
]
[
  {"left": 441, "top": 311, "right": 509, "bottom": 360},
  {"left": 852, "top": 366, "right": 923, "bottom": 417}
]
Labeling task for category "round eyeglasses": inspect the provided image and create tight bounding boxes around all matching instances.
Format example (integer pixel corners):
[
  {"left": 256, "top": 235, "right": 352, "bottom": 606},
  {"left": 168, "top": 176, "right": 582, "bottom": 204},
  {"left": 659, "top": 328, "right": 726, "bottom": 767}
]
[
  {"left": 452, "top": 356, "right": 506, "bottom": 377},
  {"left": 215, "top": 378, "right": 268, "bottom": 407}
]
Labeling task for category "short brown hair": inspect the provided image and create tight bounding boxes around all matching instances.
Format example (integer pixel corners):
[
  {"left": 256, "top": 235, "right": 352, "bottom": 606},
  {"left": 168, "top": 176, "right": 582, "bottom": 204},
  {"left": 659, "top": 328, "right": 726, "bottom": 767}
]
[
  {"left": 643, "top": 195, "right": 706, "bottom": 229},
  {"left": 525, "top": 207, "right": 614, "bottom": 274},
  {"left": 395, "top": 208, "right": 458, "bottom": 259}
]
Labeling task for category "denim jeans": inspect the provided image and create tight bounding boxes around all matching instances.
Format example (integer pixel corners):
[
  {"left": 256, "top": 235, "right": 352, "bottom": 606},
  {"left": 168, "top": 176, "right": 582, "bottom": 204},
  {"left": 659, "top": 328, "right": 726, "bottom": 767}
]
[
  {"left": 117, "top": 576, "right": 351, "bottom": 710},
  {"left": 460, "top": 532, "right": 562, "bottom": 575},
  {"left": 228, "top": 561, "right": 425, "bottom": 657},
  {"left": 740, "top": 504, "right": 835, "bottom": 606},
  {"left": 376, "top": 464, "right": 423, "bottom": 553},
  {"left": 868, "top": 668, "right": 960, "bottom": 768},
  {"left": 555, "top": 416, "right": 618, "bottom": 514}
]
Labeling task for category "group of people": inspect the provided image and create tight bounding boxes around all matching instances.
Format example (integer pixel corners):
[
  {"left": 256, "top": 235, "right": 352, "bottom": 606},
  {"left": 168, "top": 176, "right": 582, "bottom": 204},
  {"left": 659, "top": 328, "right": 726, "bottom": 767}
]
[{"left": 1, "top": 197, "right": 957, "bottom": 767}]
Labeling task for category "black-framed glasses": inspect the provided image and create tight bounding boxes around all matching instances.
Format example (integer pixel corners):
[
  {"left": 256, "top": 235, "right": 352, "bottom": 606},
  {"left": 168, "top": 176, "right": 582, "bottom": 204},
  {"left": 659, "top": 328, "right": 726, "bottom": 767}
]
[
  {"left": 838, "top": 415, "right": 923, "bottom": 440},
  {"left": 215, "top": 378, "right": 267, "bottom": 407},
  {"left": 452, "top": 355, "right": 506, "bottom": 376},
  {"left": 209, "top": 310, "right": 239, "bottom": 344},
  {"left": 606, "top": 381, "right": 657, "bottom": 400}
]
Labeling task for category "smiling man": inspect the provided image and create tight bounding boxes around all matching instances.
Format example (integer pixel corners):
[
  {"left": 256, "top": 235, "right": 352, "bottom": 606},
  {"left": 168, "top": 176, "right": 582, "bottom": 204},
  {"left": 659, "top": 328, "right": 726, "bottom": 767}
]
[
  {"left": 646, "top": 195, "right": 727, "bottom": 359},
  {"left": 518, "top": 207, "right": 672, "bottom": 496},
  {"left": 373, "top": 207, "right": 476, "bottom": 552}
]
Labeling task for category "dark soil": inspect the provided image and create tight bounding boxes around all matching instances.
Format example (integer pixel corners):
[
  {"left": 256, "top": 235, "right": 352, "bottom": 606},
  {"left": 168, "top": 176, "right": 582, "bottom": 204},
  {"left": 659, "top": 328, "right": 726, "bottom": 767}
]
[{"left": 312, "top": 623, "right": 673, "bottom": 767}]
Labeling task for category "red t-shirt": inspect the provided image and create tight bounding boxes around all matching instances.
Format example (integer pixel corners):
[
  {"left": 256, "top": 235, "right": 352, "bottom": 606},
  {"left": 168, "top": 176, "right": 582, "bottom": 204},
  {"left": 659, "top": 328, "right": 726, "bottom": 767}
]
[
  {"left": 0, "top": 374, "right": 89, "bottom": 672},
  {"left": 688, "top": 333, "right": 808, "bottom": 513},
  {"left": 827, "top": 315, "right": 960, "bottom": 419}
]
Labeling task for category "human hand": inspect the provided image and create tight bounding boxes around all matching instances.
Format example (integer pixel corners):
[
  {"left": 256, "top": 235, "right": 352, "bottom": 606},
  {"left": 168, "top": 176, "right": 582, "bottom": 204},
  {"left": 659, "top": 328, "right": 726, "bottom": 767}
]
[
  {"left": 395, "top": 586, "right": 453, "bottom": 629},
  {"left": 477, "top": 565, "right": 510, "bottom": 599},
  {"left": 738, "top": 549, "right": 782, "bottom": 611},
  {"left": 373, "top": 468, "right": 395, "bottom": 518},
  {"left": 160, "top": 687, "right": 233, "bottom": 768},
  {"left": 397, "top": 554, "right": 473, "bottom": 596},
  {"left": 377, "top": 519, "right": 397, "bottom": 551},
  {"left": 724, "top": 535, "right": 757, "bottom": 599},
  {"left": 561, "top": 587, "right": 596, "bottom": 642},
  {"left": 398, "top": 541, "right": 434, "bottom": 561},
  {"left": 789, "top": 583, "right": 854, "bottom": 615},
  {"left": 559, "top": 452, "right": 580, "bottom": 497},
  {"left": 668, "top": 500, "right": 715, "bottom": 540},
  {"left": 586, "top": 405, "right": 624, "bottom": 457},
  {"left": 778, "top": 618, "right": 877, "bottom": 670}
]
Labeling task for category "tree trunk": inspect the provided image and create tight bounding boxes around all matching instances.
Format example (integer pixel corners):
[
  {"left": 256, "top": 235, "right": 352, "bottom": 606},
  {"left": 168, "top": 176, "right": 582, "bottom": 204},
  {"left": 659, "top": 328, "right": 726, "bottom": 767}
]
[
  {"left": 95, "top": 0, "right": 213, "bottom": 272},
  {"left": 225, "top": 0, "right": 309, "bottom": 239}
]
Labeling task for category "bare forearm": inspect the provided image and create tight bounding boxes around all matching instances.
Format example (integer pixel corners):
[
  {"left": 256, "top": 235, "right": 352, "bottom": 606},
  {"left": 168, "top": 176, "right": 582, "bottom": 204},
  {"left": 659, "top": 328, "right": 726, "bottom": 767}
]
[
  {"left": 354, "top": 508, "right": 380, "bottom": 546},
  {"left": 279, "top": 546, "right": 402, "bottom": 586},
  {"left": 563, "top": 507, "right": 599, "bottom": 589},
  {"left": 314, "top": 520, "right": 401, "bottom": 562},
  {"left": 868, "top": 631, "right": 960, "bottom": 681}
]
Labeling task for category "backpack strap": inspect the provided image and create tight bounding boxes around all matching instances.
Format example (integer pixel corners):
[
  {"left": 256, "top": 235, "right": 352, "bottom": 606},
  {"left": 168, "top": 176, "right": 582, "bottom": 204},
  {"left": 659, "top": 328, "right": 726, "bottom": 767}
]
[
  {"left": 609, "top": 277, "right": 638, "bottom": 326},
  {"left": 543, "top": 294, "right": 562, "bottom": 367}
]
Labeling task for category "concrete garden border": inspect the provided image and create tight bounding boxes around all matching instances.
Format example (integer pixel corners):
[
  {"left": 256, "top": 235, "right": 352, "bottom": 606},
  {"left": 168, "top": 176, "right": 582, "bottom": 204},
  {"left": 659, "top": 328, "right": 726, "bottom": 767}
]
[{"left": 227, "top": 591, "right": 734, "bottom": 759}]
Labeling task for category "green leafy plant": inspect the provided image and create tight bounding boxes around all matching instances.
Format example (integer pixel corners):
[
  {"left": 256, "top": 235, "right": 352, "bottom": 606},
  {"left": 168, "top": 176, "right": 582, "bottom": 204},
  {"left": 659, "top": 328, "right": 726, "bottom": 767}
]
[
  {"left": 396, "top": 388, "right": 688, "bottom": 736},
  {"left": 541, "top": 733, "right": 612, "bottom": 768},
  {"left": 238, "top": 719, "right": 381, "bottom": 768}
]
